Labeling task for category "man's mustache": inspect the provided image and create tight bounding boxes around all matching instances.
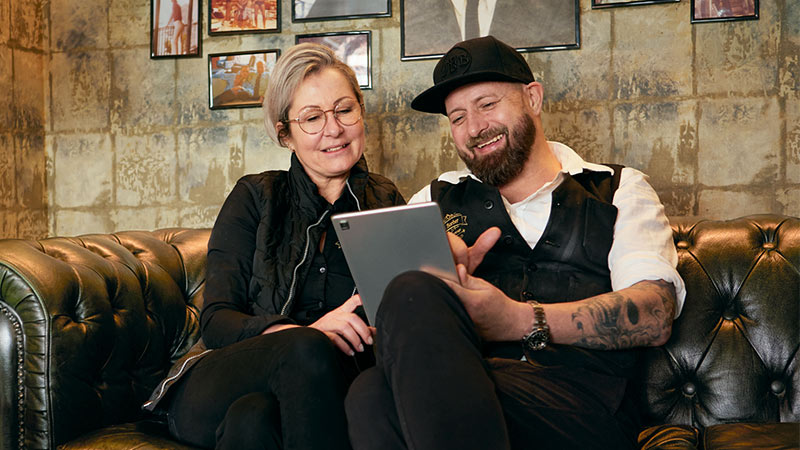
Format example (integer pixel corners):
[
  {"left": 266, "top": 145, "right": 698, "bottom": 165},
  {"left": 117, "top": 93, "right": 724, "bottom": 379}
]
[{"left": 466, "top": 127, "right": 508, "bottom": 152}]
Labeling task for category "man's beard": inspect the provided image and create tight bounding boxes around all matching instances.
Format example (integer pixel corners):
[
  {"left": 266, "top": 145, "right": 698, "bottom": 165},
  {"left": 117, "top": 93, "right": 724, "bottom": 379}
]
[{"left": 458, "top": 113, "right": 536, "bottom": 187}]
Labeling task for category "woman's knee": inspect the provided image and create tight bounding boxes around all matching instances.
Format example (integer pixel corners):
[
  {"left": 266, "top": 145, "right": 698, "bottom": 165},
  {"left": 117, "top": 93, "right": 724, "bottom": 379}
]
[{"left": 277, "top": 327, "right": 341, "bottom": 378}]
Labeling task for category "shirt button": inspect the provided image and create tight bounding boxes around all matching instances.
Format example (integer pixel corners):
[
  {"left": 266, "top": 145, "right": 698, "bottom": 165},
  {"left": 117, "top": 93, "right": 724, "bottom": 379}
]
[{"left": 319, "top": 266, "right": 327, "bottom": 274}]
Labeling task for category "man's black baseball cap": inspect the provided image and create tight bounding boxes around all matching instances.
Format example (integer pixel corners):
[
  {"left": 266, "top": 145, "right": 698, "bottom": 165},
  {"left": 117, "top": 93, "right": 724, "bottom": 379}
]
[{"left": 410, "top": 36, "right": 535, "bottom": 115}]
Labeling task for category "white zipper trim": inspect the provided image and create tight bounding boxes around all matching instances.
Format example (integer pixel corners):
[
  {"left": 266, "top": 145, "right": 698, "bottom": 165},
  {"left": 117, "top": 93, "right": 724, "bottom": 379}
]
[
  {"left": 142, "top": 348, "right": 213, "bottom": 408},
  {"left": 345, "top": 179, "right": 362, "bottom": 212}
]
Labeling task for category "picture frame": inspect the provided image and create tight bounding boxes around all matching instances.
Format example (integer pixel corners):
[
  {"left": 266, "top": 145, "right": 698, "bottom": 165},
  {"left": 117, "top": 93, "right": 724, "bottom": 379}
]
[
  {"left": 691, "top": 0, "right": 758, "bottom": 22},
  {"left": 293, "top": 0, "right": 390, "bottom": 22},
  {"left": 151, "top": 0, "right": 202, "bottom": 58},
  {"left": 400, "top": 0, "right": 579, "bottom": 61},
  {"left": 209, "top": 0, "right": 280, "bottom": 35},
  {"left": 591, "top": 0, "right": 679, "bottom": 9},
  {"left": 296, "top": 31, "right": 372, "bottom": 89},
  {"left": 208, "top": 49, "right": 280, "bottom": 110}
]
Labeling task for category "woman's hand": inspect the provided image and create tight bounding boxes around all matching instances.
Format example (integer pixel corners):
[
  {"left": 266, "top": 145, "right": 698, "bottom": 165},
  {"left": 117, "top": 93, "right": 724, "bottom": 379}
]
[{"left": 310, "top": 295, "right": 374, "bottom": 356}]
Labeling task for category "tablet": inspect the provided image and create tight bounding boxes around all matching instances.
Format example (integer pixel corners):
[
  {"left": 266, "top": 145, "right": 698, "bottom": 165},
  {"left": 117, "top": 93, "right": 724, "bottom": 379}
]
[{"left": 332, "top": 202, "right": 457, "bottom": 325}]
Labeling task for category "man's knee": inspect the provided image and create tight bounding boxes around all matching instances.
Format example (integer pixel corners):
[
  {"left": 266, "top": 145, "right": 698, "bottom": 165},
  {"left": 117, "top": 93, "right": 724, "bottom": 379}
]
[{"left": 379, "top": 271, "right": 452, "bottom": 318}]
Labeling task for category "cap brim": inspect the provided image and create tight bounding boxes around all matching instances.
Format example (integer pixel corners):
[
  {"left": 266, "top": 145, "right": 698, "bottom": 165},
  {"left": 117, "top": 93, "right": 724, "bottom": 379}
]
[{"left": 410, "top": 71, "right": 530, "bottom": 115}]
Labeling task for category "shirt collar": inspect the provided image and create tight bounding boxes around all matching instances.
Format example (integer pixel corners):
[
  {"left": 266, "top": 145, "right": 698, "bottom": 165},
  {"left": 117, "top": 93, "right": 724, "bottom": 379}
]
[{"left": 548, "top": 141, "right": 614, "bottom": 176}]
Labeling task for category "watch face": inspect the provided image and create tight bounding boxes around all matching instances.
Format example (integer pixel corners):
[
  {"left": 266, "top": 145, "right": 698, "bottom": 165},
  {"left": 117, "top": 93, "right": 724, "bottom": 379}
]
[{"left": 525, "top": 329, "right": 549, "bottom": 351}]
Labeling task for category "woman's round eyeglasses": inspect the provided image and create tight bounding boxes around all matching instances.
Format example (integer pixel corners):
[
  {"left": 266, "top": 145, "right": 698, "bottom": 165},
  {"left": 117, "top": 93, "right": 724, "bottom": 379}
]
[{"left": 285, "top": 100, "right": 363, "bottom": 135}]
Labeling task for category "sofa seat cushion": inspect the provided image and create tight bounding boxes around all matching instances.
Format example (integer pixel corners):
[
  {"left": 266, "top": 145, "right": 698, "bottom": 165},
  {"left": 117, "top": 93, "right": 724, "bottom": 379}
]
[
  {"left": 57, "top": 421, "right": 200, "bottom": 450},
  {"left": 639, "top": 424, "right": 699, "bottom": 449},
  {"left": 701, "top": 422, "right": 800, "bottom": 450}
]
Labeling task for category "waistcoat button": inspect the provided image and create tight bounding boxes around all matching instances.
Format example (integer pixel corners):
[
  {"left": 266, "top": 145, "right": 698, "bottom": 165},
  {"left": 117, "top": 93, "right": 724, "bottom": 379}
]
[
  {"left": 503, "top": 235, "right": 513, "bottom": 245},
  {"left": 484, "top": 200, "right": 494, "bottom": 210},
  {"left": 319, "top": 266, "right": 327, "bottom": 274}
]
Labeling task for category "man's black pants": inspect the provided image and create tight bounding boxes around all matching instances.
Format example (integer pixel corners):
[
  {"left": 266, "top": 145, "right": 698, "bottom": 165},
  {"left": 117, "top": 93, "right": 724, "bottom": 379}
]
[{"left": 345, "top": 271, "right": 638, "bottom": 450}]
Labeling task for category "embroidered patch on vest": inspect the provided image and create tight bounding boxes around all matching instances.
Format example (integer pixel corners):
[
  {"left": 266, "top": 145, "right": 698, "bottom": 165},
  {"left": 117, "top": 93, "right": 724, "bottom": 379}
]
[{"left": 444, "top": 212, "right": 468, "bottom": 237}]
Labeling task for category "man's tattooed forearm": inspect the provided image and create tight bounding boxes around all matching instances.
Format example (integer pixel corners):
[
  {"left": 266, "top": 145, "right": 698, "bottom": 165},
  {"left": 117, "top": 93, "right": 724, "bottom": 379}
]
[{"left": 569, "top": 280, "right": 676, "bottom": 350}]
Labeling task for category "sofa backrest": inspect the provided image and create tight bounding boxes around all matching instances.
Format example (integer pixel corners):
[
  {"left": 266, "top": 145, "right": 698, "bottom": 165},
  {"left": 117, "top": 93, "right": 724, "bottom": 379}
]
[
  {"left": 0, "top": 228, "right": 210, "bottom": 448},
  {"left": 636, "top": 215, "right": 799, "bottom": 429},
  {"left": 2, "top": 216, "right": 798, "bottom": 448}
]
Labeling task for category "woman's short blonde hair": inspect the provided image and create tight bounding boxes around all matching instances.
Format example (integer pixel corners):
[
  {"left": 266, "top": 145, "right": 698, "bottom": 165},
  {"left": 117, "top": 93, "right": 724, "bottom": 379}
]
[{"left": 263, "top": 43, "right": 363, "bottom": 147}]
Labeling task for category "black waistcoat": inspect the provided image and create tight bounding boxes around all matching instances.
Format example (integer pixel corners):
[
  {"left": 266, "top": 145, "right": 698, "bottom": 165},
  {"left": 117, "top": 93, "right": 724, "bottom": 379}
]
[{"left": 431, "top": 166, "right": 637, "bottom": 378}]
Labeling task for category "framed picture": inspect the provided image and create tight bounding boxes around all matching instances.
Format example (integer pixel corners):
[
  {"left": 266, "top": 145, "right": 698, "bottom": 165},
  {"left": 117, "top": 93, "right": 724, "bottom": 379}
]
[
  {"left": 692, "top": 0, "right": 758, "bottom": 22},
  {"left": 296, "top": 31, "right": 372, "bottom": 89},
  {"left": 208, "top": 50, "right": 280, "bottom": 109},
  {"left": 592, "top": 0, "right": 678, "bottom": 8},
  {"left": 293, "top": 0, "right": 390, "bottom": 22},
  {"left": 151, "top": 0, "right": 201, "bottom": 58},
  {"left": 209, "top": 0, "right": 280, "bottom": 34},
  {"left": 400, "top": 0, "right": 579, "bottom": 61}
]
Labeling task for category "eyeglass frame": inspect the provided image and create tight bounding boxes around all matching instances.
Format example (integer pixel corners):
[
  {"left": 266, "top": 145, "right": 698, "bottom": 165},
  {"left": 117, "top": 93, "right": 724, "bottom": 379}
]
[{"left": 282, "top": 100, "right": 365, "bottom": 135}]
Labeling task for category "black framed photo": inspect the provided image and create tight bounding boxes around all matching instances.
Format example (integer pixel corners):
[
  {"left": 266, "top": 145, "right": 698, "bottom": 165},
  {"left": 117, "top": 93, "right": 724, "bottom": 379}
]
[
  {"left": 296, "top": 31, "right": 372, "bottom": 89},
  {"left": 692, "top": 0, "right": 758, "bottom": 22},
  {"left": 400, "top": 0, "right": 579, "bottom": 61},
  {"left": 292, "top": 0, "right": 390, "bottom": 22},
  {"left": 208, "top": 49, "right": 280, "bottom": 109},
  {"left": 209, "top": 0, "right": 280, "bottom": 34},
  {"left": 151, "top": 0, "right": 201, "bottom": 58},
  {"left": 592, "top": 0, "right": 678, "bottom": 8}
]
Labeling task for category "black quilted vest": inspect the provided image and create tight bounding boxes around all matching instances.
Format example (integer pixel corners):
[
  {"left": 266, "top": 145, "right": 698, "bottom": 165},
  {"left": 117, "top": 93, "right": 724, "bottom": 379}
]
[{"left": 431, "top": 165, "right": 637, "bottom": 378}]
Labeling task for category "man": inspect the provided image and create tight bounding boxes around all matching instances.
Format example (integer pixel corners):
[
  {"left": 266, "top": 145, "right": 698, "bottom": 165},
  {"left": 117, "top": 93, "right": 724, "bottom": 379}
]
[{"left": 345, "top": 36, "right": 686, "bottom": 449}]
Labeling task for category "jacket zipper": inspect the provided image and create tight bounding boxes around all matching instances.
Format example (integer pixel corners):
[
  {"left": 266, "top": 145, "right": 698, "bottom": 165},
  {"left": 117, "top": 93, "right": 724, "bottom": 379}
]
[
  {"left": 281, "top": 210, "right": 329, "bottom": 316},
  {"left": 280, "top": 180, "right": 362, "bottom": 316}
]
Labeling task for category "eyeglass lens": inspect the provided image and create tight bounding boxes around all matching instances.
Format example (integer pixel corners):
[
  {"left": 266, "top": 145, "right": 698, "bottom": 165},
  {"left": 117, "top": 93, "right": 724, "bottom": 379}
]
[{"left": 296, "top": 100, "right": 361, "bottom": 134}]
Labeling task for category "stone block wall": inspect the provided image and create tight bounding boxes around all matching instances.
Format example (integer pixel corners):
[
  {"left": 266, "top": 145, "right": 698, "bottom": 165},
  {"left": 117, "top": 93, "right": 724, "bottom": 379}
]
[
  {"left": 1, "top": 0, "right": 797, "bottom": 237},
  {"left": 0, "top": 0, "right": 48, "bottom": 239}
]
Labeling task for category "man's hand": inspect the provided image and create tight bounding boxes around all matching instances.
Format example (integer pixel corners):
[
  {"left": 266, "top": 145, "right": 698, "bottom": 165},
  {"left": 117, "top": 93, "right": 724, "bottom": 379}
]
[
  {"left": 441, "top": 264, "right": 531, "bottom": 342},
  {"left": 310, "top": 295, "right": 375, "bottom": 356},
  {"left": 448, "top": 227, "right": 502, "bottom": 275}
]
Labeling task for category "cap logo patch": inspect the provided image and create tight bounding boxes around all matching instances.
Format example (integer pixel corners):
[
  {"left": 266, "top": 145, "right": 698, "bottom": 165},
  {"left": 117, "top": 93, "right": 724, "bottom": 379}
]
[{"left": 438, "top": 47, "right": 471, "bottom": 81}]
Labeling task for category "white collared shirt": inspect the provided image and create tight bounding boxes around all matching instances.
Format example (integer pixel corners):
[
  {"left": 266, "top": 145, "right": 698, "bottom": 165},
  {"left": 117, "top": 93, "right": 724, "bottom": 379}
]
[
  {"left": 449, "top": 0, "right": 498, "bottom": 40},
  {"left": 409, "top": 141, "right": 687, "bottom": 316}
]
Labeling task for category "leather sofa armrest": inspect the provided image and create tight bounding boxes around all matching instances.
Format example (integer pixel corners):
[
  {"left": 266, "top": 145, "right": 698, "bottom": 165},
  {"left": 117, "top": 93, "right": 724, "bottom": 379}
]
[
  {"left": 638, "top": 424, "right": 699, "bottom": 450},
  {"left": 0, "top": 301, "right": 24, "bottom": 450},
  {"left": 0, "top": 229, "right": 209, "bottom": 448}
]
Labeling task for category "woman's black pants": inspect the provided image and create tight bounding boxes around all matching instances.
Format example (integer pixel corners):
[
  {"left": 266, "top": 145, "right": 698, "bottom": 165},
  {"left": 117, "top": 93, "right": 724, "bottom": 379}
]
[
  {"left": 345, "top": 271, "right": 638, "bottom": 450},
  {"left": 166, "top": 326, "right": 364, "bottom": 450}
]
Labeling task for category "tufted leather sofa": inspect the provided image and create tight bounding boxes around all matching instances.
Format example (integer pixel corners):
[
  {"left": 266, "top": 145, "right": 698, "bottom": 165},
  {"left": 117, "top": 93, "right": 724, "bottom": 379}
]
[{"left": 0, "top": 216, "right": 798, "bottom": 450}]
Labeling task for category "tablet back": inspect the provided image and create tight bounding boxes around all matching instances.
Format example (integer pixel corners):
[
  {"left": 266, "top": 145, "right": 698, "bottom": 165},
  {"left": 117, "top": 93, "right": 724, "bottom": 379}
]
[{"left": 332, "top": 202, "right": 457, "bottom": 325}]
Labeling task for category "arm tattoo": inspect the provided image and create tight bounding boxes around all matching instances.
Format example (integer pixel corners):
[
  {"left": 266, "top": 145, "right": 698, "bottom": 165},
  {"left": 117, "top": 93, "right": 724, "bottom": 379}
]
[{"left": 570, "top": 280, "right": 676, "bottom": 350}]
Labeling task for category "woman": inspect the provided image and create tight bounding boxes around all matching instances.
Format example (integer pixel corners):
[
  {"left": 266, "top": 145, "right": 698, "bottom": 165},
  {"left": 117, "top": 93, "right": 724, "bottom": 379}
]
[{"left": 143, "top": 43, "right": 405, "bottom": 449}]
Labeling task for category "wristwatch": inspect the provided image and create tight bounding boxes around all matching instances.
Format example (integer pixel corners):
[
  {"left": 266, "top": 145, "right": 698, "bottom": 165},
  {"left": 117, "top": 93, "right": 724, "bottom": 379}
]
[{"left": 522, "top": 301, "right": 550, "bottom": 351}]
